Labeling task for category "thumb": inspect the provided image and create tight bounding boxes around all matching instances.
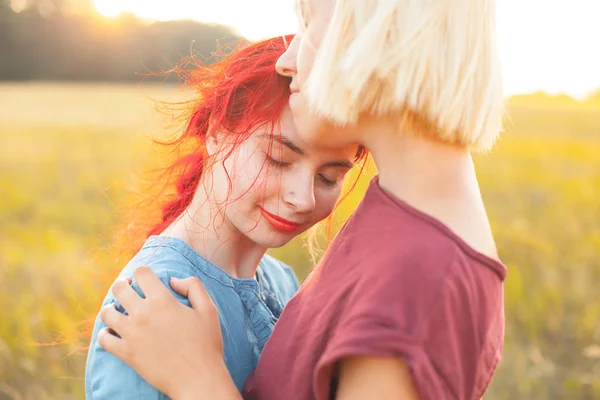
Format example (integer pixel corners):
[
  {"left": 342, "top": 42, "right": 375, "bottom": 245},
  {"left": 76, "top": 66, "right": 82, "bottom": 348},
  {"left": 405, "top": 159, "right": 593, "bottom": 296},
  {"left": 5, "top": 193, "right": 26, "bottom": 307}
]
[{"left": 170, "top": 277, "right": 211, "bottom": 310}]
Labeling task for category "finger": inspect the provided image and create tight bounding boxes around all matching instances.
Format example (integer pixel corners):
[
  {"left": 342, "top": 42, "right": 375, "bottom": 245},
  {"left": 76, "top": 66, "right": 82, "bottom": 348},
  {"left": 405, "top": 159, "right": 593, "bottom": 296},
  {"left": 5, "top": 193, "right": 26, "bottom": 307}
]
[
  {"left": 170, "top": 277, "right": 211, "bottom": 310},
  {"left": 111, "top": 277, "right": 143, "bottom": 313},
  {"left": 100, "top": 303, "right": 128, "bottom": 337},
  {"left": 133, "top": 266, "right": 171, "bottom": 300},
  {"left": 97, "top": 327, "right": 130, "bottom": 362}
]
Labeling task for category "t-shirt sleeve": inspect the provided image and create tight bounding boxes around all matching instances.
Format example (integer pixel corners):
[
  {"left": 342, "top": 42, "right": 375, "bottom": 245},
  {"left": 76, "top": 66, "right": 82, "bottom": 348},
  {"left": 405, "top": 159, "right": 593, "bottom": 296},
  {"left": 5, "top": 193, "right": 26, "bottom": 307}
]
[{"left": 314, "top": 261, "right": 500, "bottom": 400}]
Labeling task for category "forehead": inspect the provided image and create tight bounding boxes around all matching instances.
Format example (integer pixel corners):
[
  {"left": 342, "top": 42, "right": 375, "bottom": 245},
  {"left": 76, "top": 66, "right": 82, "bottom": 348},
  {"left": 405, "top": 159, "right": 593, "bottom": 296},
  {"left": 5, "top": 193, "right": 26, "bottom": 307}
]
[
  {"left": 277, "top": 106, "right": 297, "bottom": 134},
  {"left": 247, "top": 107, "right": 357, "bottom": 162}
]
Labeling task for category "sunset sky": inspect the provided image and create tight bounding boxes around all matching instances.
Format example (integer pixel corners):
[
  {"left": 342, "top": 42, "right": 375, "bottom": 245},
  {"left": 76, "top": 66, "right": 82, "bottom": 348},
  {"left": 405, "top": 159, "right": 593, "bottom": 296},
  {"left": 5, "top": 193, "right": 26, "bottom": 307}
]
[{"left": 92, "top": 0, "right": 600, "bottom": 98}]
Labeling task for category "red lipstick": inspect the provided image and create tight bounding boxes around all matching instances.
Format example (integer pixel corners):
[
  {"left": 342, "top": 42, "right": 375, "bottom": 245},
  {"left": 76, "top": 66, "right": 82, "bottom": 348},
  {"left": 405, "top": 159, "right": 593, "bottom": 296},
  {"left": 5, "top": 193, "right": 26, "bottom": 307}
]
[{"left": 259, "top": 208, "right": 301, "bottom": 233}]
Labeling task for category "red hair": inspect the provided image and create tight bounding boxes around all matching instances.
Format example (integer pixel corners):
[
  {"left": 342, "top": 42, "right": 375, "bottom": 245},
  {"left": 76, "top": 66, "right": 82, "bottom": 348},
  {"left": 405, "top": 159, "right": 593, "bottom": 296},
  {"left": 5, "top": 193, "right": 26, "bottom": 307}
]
[
  {"left": 146, "top": 35, "right": 295, "bottom": 240},
  {"left": 113, "top": 34, "right": 367, "bottom": 265},
  {"left": 73, "top": 36, "right": 296, "bottom": 348},
  {"left": 77, "top": 35, "right": 368, "bottom": 346}
]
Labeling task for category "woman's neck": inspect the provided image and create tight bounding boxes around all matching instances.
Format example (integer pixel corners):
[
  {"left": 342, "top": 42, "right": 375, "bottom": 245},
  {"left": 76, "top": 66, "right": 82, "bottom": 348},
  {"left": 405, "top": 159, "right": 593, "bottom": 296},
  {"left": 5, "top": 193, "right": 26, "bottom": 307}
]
[
  {"left": 361, "top": 118, "right": 498, "bottom": 259},
  {"left": 363, "top": 120, "right": 477, "bottom": 203},
  {"left": 162, "top": 182, "right": 267, "bottom": 280}
]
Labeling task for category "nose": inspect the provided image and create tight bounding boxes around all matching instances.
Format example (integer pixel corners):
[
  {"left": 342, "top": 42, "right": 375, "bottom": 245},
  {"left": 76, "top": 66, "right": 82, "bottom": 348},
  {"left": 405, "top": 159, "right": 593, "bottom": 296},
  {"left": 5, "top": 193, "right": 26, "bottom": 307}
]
[
  {"left": 275, "top": 35, "right": 299, "bottom": 78},
  {"left": 282, "top": 173, "right": 316, "bottom": 214}
]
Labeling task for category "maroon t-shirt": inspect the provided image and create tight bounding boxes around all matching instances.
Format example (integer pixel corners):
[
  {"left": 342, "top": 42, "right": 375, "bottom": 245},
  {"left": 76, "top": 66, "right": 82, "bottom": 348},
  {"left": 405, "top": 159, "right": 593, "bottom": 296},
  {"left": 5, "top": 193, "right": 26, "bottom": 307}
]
[{"left": 243, "top": 176, "right": 506, "bottom": 400}]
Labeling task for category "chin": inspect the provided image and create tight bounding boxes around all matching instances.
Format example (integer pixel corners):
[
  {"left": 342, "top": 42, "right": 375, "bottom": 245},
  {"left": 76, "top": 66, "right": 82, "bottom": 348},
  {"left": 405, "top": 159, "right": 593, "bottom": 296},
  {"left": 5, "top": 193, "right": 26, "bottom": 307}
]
[
  {"left": 293, "top": 114, "right": 348, "bottom": 150},
  {"left": 237, "top": 222, "right": 296, "bottom": 248},
  {"left": 303, "top": 130, "right": 349, "bottom": 151}
]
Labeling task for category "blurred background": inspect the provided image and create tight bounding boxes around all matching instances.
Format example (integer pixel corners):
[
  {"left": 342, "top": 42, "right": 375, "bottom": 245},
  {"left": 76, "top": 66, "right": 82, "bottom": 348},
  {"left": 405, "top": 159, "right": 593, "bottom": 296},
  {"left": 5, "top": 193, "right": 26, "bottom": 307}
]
[{"left": 0, "top": 0, "right": 599, "bottom": 399}]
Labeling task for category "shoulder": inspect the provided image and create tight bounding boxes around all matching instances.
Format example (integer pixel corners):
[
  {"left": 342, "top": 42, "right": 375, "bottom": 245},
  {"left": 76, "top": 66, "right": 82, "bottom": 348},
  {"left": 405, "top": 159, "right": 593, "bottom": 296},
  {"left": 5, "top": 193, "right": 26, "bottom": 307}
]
[
  {"left": 412, "top": 257, "right": 505, "bottom": 399},
  {"left": 350, "top": 232, "right": 462, "bottom": 312},
  {"left": 364, "top": 244, "right": 505, "bottom": 398},
  {"left": 337, "top": 225, "right": 506, "bottom": 350},
  {"left": 321, "top": 245, "right": 505, "bottom": 399},
  {"left": 100, "top": 237, "right": 213, "bottom": 310},
  {"left": 356, "top": 219, "right": 505, "bottom": 307},
  {"left": 258, "top": 254, "right": 300, "bottom": 302},
  {"left": 118, "top": 236, "right": 201, "bottom": 279}
]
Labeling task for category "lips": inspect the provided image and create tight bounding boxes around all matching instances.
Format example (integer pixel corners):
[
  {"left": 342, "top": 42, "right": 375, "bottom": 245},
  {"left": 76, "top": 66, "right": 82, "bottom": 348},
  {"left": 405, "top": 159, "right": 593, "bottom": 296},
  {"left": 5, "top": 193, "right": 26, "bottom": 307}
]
[{"left": 259, "top": 208, "right": 301, "bottom": 233}]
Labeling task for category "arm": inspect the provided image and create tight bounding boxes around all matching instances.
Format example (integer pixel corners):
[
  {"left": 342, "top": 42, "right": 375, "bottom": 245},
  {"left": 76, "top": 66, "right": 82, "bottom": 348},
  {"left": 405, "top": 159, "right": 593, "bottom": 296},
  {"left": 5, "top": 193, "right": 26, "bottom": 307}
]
[
  {"left": 336, "top": 357, "right": 421, "bottom": 400},
  {"left": 98, "top": 266, "right": 242, "bottom": 400},
  {"left": 313, "top": 257, "right": 500, "bottom": 399}
]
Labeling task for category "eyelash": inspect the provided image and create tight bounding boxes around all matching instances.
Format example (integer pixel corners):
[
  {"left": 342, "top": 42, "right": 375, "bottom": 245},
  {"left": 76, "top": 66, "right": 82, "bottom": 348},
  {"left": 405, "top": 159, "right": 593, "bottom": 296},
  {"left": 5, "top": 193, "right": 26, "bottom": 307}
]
[
  {"left": 265, "top": 155, "right": 291, "bottom": 168},
  {"left": 318, "top": 175, "right": 338, "bottom": 187},
  {"left": 265, "top": 155, "right": 339, "bottom": 188}
]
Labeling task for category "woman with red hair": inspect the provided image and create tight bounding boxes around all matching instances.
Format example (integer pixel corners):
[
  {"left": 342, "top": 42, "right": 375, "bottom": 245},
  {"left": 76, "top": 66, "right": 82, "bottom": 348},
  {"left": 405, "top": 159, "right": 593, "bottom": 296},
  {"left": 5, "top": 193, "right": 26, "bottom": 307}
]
[
  {"left": 85, "top": 35, "right": 363, "bottom": 399},
  {"left": 97, "top": 0, "right": 508, "bottom": 398}
]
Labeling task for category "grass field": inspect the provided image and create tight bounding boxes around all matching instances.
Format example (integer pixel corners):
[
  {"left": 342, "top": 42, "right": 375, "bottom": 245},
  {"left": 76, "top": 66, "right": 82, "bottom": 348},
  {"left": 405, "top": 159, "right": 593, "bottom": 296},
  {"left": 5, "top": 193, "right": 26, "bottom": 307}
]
[{"left": 0, "top": 83, "right": 599, "bottom": 399}]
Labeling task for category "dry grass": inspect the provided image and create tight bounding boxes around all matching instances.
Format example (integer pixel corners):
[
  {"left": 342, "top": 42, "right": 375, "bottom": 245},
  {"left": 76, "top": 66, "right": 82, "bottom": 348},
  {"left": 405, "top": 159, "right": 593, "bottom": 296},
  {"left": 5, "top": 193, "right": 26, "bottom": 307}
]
[{"left": 0, "top": 83, "right": 599, "bottom": 399}]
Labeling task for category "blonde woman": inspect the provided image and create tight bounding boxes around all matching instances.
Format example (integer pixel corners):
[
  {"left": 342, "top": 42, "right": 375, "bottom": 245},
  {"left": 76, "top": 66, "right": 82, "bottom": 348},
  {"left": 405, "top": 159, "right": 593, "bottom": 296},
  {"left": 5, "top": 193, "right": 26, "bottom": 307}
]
[{"left": 97, "top": 0, "right": 506, "bottom": 398}]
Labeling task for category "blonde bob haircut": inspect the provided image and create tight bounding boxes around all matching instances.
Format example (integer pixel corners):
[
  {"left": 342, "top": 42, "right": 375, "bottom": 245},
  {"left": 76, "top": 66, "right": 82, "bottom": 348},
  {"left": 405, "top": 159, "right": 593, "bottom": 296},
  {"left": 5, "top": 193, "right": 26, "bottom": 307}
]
[{"left": 301, "top": 0, "right": 505, "bottom": 151}]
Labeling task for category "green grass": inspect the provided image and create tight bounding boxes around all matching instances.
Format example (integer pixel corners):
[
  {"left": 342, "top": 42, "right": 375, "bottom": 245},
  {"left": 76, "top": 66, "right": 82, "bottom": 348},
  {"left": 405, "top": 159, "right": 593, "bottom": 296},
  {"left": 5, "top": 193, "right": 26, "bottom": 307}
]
[{"left": 0, "top": 83, "right": 599, "bottom": 399}]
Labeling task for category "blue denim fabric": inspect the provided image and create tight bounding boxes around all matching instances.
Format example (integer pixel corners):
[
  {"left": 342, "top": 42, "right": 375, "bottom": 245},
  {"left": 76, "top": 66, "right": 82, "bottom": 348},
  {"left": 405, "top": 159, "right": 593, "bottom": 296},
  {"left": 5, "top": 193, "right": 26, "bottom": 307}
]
[{"left": 85, "top": 236, "right": 299, "bottom": 399}]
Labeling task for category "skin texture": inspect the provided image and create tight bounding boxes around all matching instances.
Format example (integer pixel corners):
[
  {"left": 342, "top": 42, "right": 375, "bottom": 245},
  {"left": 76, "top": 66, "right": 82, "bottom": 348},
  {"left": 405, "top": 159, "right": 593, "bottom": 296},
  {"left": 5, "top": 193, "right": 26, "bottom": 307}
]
[
  {"left": 101, "top": 0, "right": 501, "bottom": 398},
  {"left": 163, "top": 105, "right": 357, "bottom": 279}
]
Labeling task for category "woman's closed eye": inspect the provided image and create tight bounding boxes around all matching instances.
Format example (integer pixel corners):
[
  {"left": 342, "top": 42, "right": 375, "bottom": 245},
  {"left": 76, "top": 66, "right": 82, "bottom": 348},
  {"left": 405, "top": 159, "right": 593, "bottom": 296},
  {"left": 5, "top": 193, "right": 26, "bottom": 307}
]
[
  {"left": 264, "top": 151, "right": 350, "bottom": 188},
  {"left": 265, "top": 154, "right": 292, "bottom": 168},
  {"left": 318, "top": 168, "right": 350, "bottom": 188},
  {"left": 317, "top": 173, "right": 338, "bottom": 187}
]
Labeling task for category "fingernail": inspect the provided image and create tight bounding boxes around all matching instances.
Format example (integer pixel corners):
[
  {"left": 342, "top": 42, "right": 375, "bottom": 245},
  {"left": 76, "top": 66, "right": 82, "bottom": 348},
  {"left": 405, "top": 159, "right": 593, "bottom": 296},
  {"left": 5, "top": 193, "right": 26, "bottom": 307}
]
[{"left": 171, "top": 277, "right": 182, "bottom": 282}]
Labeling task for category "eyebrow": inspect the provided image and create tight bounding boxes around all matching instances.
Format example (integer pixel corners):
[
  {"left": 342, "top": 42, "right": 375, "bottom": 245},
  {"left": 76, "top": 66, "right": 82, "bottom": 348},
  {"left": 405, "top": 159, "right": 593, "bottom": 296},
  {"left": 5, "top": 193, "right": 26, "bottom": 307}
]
[
  {"left": 275, "top": 135, "right": 305, "bottom": 156},
  {"left": 324, "top": 159, "right": 354, "bottom": 169},
  {"left": 263, "top": 134, "right": 355, "bottom": 169}
]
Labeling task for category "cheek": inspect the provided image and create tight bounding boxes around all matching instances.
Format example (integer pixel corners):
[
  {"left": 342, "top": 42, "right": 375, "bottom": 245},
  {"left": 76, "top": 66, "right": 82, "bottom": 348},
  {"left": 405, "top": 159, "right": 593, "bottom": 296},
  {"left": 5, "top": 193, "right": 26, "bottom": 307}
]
[
  {"left": 220, "top": 150, "right": 272, "bottom": 206},
  {"left": 259, "top": 168, "right": 290, "bottom": 204},
  {"left": 296, "top": 32, "right": 317, "bottom": 89},
  {"left": 289, "top": 102, "right": 335, "bottom": 149},
  {"left": 312, "top": 188, "right": 342, "bottom": 221}
]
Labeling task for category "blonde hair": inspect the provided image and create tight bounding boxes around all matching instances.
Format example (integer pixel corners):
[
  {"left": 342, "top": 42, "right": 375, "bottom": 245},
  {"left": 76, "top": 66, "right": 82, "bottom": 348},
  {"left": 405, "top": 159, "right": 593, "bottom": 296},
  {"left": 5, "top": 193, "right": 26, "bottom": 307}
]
[{"left": 302, "top": 0, "right": 505, "bottom": 151}]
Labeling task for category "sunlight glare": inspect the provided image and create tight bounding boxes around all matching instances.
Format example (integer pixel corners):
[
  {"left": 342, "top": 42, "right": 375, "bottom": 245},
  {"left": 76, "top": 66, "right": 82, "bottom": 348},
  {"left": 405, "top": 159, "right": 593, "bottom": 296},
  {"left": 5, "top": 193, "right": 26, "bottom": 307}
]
[
  {"left": 87, "top": 0, "right": 600, "bottom": 98},
  {"left": 93, "top": 0, "right": 124, "bottom": 18}
]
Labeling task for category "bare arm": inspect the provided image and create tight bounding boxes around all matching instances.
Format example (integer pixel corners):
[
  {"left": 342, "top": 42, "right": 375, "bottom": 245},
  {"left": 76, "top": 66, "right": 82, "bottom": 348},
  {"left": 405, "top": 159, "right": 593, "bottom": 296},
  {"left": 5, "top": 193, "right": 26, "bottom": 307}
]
[{"left": 336, "top": 357, "right": 421, "bottom": 400}]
